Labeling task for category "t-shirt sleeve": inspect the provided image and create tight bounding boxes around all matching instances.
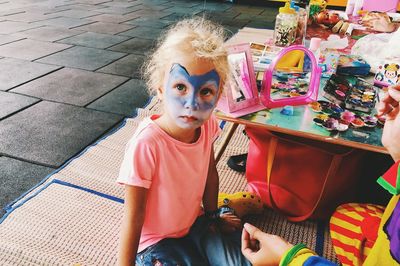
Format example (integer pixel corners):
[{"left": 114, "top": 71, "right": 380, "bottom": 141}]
[{"left": 117, "top": 137, "right": 156, "bottom": 189}]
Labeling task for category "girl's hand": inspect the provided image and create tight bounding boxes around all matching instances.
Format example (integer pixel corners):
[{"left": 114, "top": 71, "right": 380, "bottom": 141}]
[
  {"left": 378, "top": 85, "right": 400, "bottom": 162},
  {"left": 241, "top": 223, "right": 293, "bottom": 266},
  {"left": 218, "top": 213, "right": 242, "bottom": 233}
]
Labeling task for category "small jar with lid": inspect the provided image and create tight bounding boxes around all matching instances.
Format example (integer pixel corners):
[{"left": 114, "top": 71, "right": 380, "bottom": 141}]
[
  {"left": 295, "top": 7, "right": 308, "bottom": 45},
  {"left": 273, "top": 2, "right": 298, "bottom": 47}
]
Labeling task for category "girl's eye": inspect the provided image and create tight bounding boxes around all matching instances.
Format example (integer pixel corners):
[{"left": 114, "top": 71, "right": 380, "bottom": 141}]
[
  {"left": 176, "top": 84, "right": 186, "bottom": 92},
  {"left": 200, "top": 88, "right": 214, "bottom": 97}
]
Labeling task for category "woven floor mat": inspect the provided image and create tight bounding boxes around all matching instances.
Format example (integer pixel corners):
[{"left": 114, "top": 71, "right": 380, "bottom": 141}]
[
  {"left": 0, "top": 181, "right": 122, "bottom": 265},
  {"left": 0, "top": 98, "right": 339, "bottom": 264}
]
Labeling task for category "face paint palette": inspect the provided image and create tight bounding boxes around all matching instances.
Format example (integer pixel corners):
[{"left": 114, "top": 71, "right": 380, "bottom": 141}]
[
  {"left": 344, "top": 79, "right": 377, "bottom": 114},
  {"left": 323, "top": 74, "right": 378, "bottom": 114}
]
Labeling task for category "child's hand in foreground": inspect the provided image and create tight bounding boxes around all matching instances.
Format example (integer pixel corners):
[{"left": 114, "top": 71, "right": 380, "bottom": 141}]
[{"left": 241, "top": 223, "right": 293, "bottom": 266}]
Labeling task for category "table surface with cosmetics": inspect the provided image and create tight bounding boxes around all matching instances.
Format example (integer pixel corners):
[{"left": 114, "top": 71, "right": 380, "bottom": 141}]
[{"left": 215, "top": 9, "right": 400, "bottom": 157}]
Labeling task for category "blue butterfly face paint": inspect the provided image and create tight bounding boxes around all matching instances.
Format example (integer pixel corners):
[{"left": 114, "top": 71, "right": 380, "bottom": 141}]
[{"left": 163, "top": 63, "right": 221, "bottom": 129}]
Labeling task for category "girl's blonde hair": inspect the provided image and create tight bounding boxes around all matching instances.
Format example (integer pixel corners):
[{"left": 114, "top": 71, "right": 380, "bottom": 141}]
[{"left": 142, "top": 18, "right": 229, "bottom": 95}]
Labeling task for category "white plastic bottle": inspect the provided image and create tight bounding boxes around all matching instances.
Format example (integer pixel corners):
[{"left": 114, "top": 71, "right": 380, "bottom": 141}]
[
  {"left": 352, "top": 0, "right": 364, "bottom": 17},
  {"left": 345, "top": 0, "right": 356, "bottom": 15},
  {"left": 309, "top": 37, "right": 321, "bottom": 63},
  {"left": 296, "top": 7, "right": 308, "bottom": 45}
]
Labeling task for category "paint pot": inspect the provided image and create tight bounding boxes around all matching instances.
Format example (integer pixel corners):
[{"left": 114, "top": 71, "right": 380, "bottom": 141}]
[
  {"left": 330, "top": 103, "right": 344, "bottom": 113},
  {"left": 321, "top": 106, "right": 334, "bottom": 115},
  {"left": 341, "top": 110, "right": 356, "bottom": 123},
  {"left": 351, "top": 118, "right": 365, "bottom": 128},
  {"left": 363, "top": 115, "right": 378, "bottom": 127},
  {"left": 375, "top": 114, "right": 386, "bottom": 125},
  {"left": 323, "top": 117, "right": 339, "bottom": 131},
  {"left": 335, "top": 89, "right": 346, "bottom": 100},
  {"left": 313, "top": 118, "right": 325, "bottom": 126},
  {"left": 317, "top": 100, "right": 331, "bottom": 107},
  {"left": 309, "top": 101, "right": 322, "bottom": 112},
  {"left": 336, "top": 122, "right": 349, "bottom": 131},
  {"left": 316, "top": 113, "right": 329, "bottom": 121}
]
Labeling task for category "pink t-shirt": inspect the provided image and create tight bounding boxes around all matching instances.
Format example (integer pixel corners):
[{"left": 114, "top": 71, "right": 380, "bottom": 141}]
[{"left": 117, "top": 114, "right": 221, "bottom": 253}]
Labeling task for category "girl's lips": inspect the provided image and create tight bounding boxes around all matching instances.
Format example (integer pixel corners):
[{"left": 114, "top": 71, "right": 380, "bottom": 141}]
[{"left": 180, "top": 116, "right": 198, "bottom": 122}]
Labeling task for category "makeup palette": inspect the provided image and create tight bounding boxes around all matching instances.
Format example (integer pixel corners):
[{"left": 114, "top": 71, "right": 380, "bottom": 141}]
[
  {"left": 344, "top": 80, "right": 377, "bottom": 113},
  {"left": 322, "top": 74, "right": 377, "bottom": 115}
]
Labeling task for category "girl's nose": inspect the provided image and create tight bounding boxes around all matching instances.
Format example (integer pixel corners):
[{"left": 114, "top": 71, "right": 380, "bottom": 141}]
[{"left": 184, "top": 95, "right": 199, "bottom": 110}]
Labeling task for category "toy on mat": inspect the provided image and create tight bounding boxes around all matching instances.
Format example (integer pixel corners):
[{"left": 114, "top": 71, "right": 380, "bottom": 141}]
[{"left": 218, "top": 191, "right": 263, "bottom": 218}]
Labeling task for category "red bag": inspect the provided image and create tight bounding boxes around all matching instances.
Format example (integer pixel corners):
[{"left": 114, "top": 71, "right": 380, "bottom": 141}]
[{"left": 245, "top": 126, "right": 366, "bottom": 222}]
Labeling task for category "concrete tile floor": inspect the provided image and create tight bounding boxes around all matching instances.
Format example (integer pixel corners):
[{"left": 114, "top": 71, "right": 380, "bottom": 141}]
[{"left": 0, "top": 0, "right": 277, "bottom": 215}]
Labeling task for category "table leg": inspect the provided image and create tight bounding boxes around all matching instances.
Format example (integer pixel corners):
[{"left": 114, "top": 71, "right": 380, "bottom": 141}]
[{"left": 215, "top": 122, "right": 239, "bottom": 164}]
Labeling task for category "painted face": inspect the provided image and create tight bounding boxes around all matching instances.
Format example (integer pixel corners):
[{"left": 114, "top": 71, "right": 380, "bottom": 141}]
[{"left": 163, "top": 63, "right": 221, "bottom": 129}]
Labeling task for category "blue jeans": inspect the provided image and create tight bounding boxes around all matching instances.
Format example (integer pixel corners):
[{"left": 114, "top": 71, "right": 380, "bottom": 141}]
[{"left": 136, "top": 216, "right": 251, "bottom": 266}]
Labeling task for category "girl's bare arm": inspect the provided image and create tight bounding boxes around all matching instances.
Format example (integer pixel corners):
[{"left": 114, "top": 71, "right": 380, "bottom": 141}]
[
  {"left": 202, "top": 144, "right": 219, "bottom": 213},
  {"left": 118, "top": 185, "right": 148, "bottom": 266}
]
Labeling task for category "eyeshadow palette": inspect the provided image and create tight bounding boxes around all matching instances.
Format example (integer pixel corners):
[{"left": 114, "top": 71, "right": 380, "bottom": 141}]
[
  {"left": 323, "top": 75, "right": 377, "bottom": 114},
  {"left": 344, "top": 79, "right": 377, "bottom": 113}
]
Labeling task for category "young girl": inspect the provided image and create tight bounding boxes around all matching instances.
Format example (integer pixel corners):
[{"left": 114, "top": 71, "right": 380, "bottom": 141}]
[{"left": 117, "top": 18, "right": 250, "bottom": 266}]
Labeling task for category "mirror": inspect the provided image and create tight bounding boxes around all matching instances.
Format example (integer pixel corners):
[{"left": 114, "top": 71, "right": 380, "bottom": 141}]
[
  {"left": 228, "top": 52, "right": 252, "bottom": 103},
  {"left": 260, "top": 45, "right": 322, "bottom": 109},
  {"left": 217, "top": 43, "right": 265, "bottom": 118}
]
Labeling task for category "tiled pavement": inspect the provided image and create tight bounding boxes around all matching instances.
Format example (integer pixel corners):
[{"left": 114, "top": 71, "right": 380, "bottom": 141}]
[{"left": 0, "top": 0, "right": 278, "bottom": 215}]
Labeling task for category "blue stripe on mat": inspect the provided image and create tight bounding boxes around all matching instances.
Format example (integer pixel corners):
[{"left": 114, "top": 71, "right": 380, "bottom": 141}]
[
  {"left": 0, "top": 179, "right": 123, "bottom": 224},
  {"left": 2, "top": 97, "right": 156, "bottom": 216},
  {"left": 315, "top": 221, "right": 326, "bottom": 256},
  {"left": 53, "top": 179, "right": 124, "bottom": 204}
]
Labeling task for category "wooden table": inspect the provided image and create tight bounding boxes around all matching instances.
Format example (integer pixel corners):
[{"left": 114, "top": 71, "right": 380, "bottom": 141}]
[{"left": 215, "top": 27, "right": 388, "bottom": 162}]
